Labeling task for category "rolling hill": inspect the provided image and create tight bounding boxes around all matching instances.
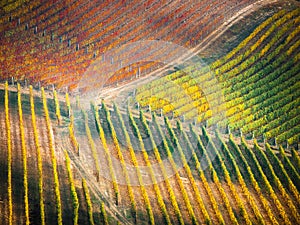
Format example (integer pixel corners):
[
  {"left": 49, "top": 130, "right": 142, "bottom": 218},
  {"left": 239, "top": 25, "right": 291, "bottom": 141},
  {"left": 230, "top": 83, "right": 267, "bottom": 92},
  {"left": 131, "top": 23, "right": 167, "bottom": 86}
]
[{"left": 0, "top": 0, "right": 299, "bottom": 225}]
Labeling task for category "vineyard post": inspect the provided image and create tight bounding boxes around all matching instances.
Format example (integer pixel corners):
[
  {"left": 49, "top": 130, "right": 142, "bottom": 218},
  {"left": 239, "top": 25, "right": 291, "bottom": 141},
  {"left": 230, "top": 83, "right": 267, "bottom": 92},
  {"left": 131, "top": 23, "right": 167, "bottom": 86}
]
[
  {"left": 227, "top": 124, "right": 231, "bottom": 134},
  {"left": 76, "top": 96, "right": 80, "bottom": 108},
  {"left": 65, "top": 92, "right": 71, "bottom": 118},
  {"left": 53, "top": 89, "right": 62, "bottom": 125}
]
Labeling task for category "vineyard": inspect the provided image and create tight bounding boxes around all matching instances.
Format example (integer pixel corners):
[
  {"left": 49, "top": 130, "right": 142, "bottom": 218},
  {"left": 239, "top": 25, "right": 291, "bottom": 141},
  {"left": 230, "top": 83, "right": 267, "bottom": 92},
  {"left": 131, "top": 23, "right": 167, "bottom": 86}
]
[
  {"left": 0, "top": 0, "right": 300, "bottom": 225},
  {"left": 0, "top": 77, "right": 299, "bottom": 224},
  {"left": 0, "top": 0, "right": 270, "bottom": 89},
  {"left": 135, "top": 7, "right": 300, "bottom": 147}
]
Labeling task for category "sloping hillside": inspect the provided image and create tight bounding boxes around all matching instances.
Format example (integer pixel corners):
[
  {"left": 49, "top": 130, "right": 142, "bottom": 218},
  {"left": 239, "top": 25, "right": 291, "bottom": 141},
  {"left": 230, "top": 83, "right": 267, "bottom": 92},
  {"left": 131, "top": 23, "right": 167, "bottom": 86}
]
[{"left": 0, "top": 1, "right": 299, "bottom": 225}]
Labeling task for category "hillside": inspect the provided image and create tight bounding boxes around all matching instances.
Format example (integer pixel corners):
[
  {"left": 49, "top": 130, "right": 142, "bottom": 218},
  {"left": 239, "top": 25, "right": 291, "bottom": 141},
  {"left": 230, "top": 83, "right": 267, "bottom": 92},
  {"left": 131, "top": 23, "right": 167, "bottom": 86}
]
[
  {"left": 0, "top": 0, "right": 269, "bottom": 89},
  {"left": 134, "top": 7, "right": 300, "bottom": 147},
  {"left": 0, "top": 81, "right": 299, "bottom": 225},
  {"left": 0, "top": 0, "right": 299, "bottom": 225}
]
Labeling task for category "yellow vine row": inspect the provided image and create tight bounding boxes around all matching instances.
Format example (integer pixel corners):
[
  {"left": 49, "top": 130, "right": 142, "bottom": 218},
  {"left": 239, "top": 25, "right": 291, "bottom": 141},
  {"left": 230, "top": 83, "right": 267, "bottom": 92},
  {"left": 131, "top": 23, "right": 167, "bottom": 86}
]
[
  {"left": 262, "top": 143, "right": 300, "bottom": 223},
  {"left": 181, "top": 123, "right": 225, "bottom": 225},
  {"left": 267, "top": 145, "right": 300, "bottom": 204},
  {"left": 279, "top": 146, "right": 300, "bottom": 185},
  {"left": 92, "top": 103, "right": 120, "bottom": 205},
  {"left": 82, "top": 179, "right": 95, "bottom": 225},
  {"left": 29, "top": 85, "right": 45, "bottom": 225},
  {"left": 104, "top": 103, "right": 137, "bottom": 220},
  {"left": 68, "top": 117, "right": 79, "bottom": 155},
  {"left": 64, "top": 150, "right": 79, "bottom": 225},
  {"left": 155, "top": 116, "right": 198, "bottom": 225},
  {"left": 237, "top": 136, "right": 279, "bottom": 225},
  {"left": 202, "top": 127, "right": 251, "bottom": 225},
  {"left": 166, "top": 118, "right": 211, "bottom": 225},
  {"left": 5, "top": 81, "right": 13, "bottom": 225},
  {"left": 53, "top": 89, "right": 62, "bottom": 125},
  {"left": 218, "top": 133, "right": 265, "bottom": 224},
  {"left": 100, "top": 202, "right": 109, "bottom": 225},
  {"left": 189, "top": 125, "right": 239, "bottom": 225},
  {"left": 142, "top": 112, "right": 184, "bottom": 225},
  {"left": 117, "top": 105, "right": 155, "bottom": 225},
  {"left": 41, "top": 87, "right": 63, "bottom": 225},
  {"left": 17, "top": 83, "right": 30, "bottom": 225},
  {"left": 250, "top": 139, "right": 292, "bottom": 225},
  {"left": 65, "top": 92, "right": 71, "bottom": 117},
  {"left": 130, "top": 109, "right": 171, "bottom": 225}
]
